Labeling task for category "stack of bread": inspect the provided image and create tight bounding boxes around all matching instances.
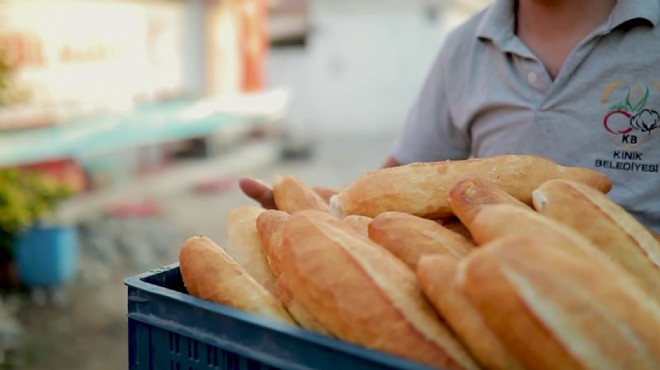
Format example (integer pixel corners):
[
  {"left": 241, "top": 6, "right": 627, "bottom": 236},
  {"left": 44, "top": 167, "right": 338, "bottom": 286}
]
[{"left": 178, "top": 154, "right": 660, "bottom": 370}]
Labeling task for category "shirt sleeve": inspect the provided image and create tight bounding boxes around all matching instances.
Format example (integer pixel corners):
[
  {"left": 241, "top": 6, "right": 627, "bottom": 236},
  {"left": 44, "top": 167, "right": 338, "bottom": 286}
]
[{"left": 390, "top": 45, "right": 471, "bottom": 164}]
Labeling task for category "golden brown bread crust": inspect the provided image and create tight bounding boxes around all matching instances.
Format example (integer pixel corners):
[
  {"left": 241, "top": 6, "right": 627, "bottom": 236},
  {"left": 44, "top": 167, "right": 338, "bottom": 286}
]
[
  {"left": 255, "top": 210, "right": 330, "bottom": 333},
  {"left": 532, "top": 179, "right": 660, "bottom": 303},
  {"left": 273, "top": 175, "right": 330, "bottom": 213},
  {"left": 447, "top": 175, "right": 531, "bottom": 227},
  {"left": 368, "top": 211, "right": 474, "bottom": 270},
  {"left": 330, "top": 155, "right": 612, "bottom": 219},
  {"left": 274, "top": 275, "right": 333, "bottom": 335},
  {"left": 458, "top": 234, "right": 660, "bottom": 370},
  {"left": 255, "top": 209, "right": 290, "bottom": 278},
  {"left": 341, "top": 215, "right": 372, "bottom": 238},
  {"left": 417, "top": 255, "right": 526, "bottom": 370},
  {"left": 224, "top": 205, "right": 276, "bottom": 295},
  {"left": 467, "top": 204, "right": 660, "bottom": 311},
  {"left": 178, "top": 236, "right": 296, "bottom": 325},
  {"left": 279, "top": 210, "right": 480, "bottom": 370}
]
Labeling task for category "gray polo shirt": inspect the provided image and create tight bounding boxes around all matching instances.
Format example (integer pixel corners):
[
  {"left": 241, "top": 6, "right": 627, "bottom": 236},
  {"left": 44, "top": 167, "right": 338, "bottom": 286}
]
[{"left": 392, "top": 0, "right": 660, "bottom": 231}]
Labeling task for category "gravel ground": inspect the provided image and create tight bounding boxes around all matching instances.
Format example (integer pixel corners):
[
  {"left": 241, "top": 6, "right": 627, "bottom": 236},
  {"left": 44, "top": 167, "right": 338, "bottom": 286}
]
[{"left": 2, "top": 133, "right": 395, "bottom": 370}]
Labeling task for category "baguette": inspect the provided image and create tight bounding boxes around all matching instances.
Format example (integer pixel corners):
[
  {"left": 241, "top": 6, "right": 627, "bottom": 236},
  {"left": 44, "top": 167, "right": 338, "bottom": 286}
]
[
  {"left": 279, "top": 210, "right": 480, "bottom": 370},
  {"left": 466, "top": 203, "right": 660, "bottom": 308},
  {"left": 273, "top": 175, "right": 329, "bottom": 213},
  {"left": 224, "top": 205, "right": 276, "bottom": 295},
  {"left": 417, "top": 255, "right": 525, "bottom": 370},
  {"left": 275, "top": 274, "right": 332, "bottom": 335},
  {"left": 178, "top": 236, "right": 295, "bottom": 325},
  {"left": 329, "top": 155, "right": 611, "bottom": 219},
  {"left": 255, "top": 209, "right": 290, "bottom": 278},
  {"left": 255, "top": 209, "right": 330, "bottom": 333},
  {"left": 532, "top": 179, "right": 660, "bottom": 303},
  {"left": 447, "top": 175, "right": 531, "bottom": 227},
  {"left": 341, "top": 214, "right": 372, "bottom": 238},
  {"left": 458, "top": 234, "right": 660, "bottom": 370},
  {"left": 368, "top": 211, "right": 474, "bottom": 270}
]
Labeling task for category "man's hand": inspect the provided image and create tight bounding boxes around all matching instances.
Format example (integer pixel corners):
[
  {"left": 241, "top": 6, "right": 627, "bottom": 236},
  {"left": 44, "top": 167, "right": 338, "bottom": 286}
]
[{"left": 238, "top": 177, "right": 278, "bottom": 209}]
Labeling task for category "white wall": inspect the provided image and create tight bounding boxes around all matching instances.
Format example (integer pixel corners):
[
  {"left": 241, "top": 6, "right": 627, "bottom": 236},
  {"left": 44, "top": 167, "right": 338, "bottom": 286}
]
[{"left": 267, "top": 0, "right": 486, "bottom": 140}]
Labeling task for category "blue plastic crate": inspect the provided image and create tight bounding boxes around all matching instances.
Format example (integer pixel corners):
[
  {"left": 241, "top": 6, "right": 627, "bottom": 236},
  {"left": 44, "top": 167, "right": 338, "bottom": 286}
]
[{"left": 125, "top": 264, "right": 439, "bottom": 370}]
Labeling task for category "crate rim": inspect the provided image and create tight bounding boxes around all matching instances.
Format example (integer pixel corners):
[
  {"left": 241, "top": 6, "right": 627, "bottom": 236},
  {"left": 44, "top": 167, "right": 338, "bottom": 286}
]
[{"left": 125, "top": 263, "right": 436, "bottom": 370}]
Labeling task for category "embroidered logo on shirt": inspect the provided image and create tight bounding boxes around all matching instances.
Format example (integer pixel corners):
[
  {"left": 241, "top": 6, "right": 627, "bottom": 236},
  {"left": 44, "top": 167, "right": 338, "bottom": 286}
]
[{"left": 595, "top": 81, "right": 659, "bottom": 173}]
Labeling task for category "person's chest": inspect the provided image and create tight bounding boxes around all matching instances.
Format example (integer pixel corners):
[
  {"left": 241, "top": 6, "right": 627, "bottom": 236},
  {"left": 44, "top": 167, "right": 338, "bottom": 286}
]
[{"left": 447, "top": 24, "right": 660, "bottom": 171}]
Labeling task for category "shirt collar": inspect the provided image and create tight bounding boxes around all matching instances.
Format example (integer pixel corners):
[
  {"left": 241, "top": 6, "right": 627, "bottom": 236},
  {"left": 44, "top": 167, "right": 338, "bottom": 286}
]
[
  {"left": 476, "top": 0, "right": 659, "bottom": 47},
  {"left": 608, "top": 0, "right": 659, "bottom": 30},
  {"left": 475, "top": 0, "right": 532, "bottom": 57}
]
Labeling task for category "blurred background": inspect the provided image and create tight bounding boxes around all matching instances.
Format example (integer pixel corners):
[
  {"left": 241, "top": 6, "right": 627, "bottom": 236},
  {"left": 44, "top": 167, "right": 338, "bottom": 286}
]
[{"left": 0, "top": 0, "right": 488, "bottom": 369}]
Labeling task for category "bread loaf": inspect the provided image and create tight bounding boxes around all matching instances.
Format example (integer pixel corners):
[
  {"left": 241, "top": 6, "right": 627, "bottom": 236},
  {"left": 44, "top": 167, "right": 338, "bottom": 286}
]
[
  {"left": 417, "top": 255, "right": 525, "bottom": 370},
  {"left": 279, "top": 210, "right": 480, "bottom": 370},
  {"left": 255, "top": 209, "right": 330, "bottom": 333},
  {"left": 273, "top": 175, "right": 329, "bottom": 213},
  {"left": 341, "top": 214, "right": 372, "bottom": 237},
  {"left": 178, "top": 236, "right": 295, "bottom": 325},
  {"left": 466, "top": 204, "right": 660, "bottom": 309},
  {"left": 329, "top": 155, "right": 611, "bottom": 219},
  {"left": 368, "top": 211, "right": 474, "bottom": 270},
  {"left": 275, "top": 274, "right": 332, "bottom": 335},
  {"left": 532, "top": 179, "right": 660, "bottom": 303},
  {"left": 458, "top": 234, "right": 660, "bottom": 370},
  {"left": 224, "top": 205, "right": 276, "bottom": 295},
  {"left": 447, "top": 175, "right": 531, "bottom": 227},
  {"left": 255, "top": 209, "right": 290, "bottom": 277}
]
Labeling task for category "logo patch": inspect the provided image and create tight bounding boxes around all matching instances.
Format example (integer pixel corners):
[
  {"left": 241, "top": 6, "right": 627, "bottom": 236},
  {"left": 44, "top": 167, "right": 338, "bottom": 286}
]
[{"left": 596, "top": 81, "right": 659, "bottom": 173}]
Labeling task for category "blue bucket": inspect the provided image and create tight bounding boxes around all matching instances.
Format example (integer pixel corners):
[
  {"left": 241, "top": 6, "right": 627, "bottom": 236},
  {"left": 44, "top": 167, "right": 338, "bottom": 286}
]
[{"left": 16, "top": 224, "right": 79, "bottom": 288}]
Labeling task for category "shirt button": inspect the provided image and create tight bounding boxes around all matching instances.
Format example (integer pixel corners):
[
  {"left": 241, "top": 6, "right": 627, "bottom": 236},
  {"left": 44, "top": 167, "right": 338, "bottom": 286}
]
[{"left": 527, "top": 71, "right": 538, "bottom": 84}]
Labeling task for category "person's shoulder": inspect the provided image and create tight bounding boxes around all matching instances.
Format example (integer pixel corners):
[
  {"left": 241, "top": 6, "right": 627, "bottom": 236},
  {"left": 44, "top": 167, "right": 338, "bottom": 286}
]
[{"left": 441, "top": 7, "right": 490, "bottom": 55}]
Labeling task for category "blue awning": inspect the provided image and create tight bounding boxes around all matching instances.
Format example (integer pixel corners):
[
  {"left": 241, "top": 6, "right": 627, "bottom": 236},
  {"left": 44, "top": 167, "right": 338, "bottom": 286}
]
[{"left": 0, "top": 89, "right": 289, "bottom": 167}]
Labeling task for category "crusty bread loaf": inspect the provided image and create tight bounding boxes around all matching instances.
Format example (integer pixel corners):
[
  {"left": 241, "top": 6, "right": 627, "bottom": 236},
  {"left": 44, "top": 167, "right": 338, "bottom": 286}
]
[
  {"left": 341, "top": 215, "right": 372, "bottom": 238},
  {"left": 329, "top": 155, "right": 611, "bottom": 219},
  {"left": 466, "top": 204, "right": 660, "bottom": 308},
  {"left": 274, "top": 275, "right": 333, "bottom": 335},
  {"left": 279, "top": 210, "right": 480, "bottom": 370},
  {"left": 368, "top": 211, "right": 474, "bottom": 270},
  {"left": 532, "top": 179, "right": 660, "bottom": 303},
  {"left": 458, "top": 234, "right": 660, "bottom": 370},
  {"left": 178, "top": 236, "right": 296, "bottom": 325},
  {"left": 255, "top": 209, "right": 330, "bottom": 333},
  {"left": 255, "top": 209, "right": 290, "bottom": 278},
  {"left": 224, "top": 205, "right": 276, "bottom": 296},
  {"left": 447, "top": 175, "right": 531, "bottom": 227},
  {"left": 417, "top": 255, "right": 525, "bottom": 370},
  {"left": 273, "top": 175, "right": 330, "bottom": 213}
]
